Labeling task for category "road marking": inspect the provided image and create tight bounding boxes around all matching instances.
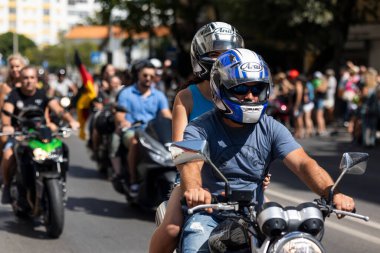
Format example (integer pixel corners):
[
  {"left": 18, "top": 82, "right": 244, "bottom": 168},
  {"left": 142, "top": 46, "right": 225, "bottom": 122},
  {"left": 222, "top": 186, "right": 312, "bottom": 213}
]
[
  {"left": 266, "top": 189, "right": 380, "bottom": 245},
  {"left": 324, "top": 220, "right": 380, "bottom": 246}
]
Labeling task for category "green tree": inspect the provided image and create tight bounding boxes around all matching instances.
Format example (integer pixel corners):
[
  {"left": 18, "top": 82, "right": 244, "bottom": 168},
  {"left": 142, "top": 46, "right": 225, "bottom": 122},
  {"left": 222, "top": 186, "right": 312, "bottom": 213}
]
[
  {"left": 25, "top": 42, "right": 98, "bottom": 71},
  {"left": 90, "top": 0, "right": 380, "bottom": 75},
  {"left": 0, "top": 32, "right": 37, "bottom": 60}
]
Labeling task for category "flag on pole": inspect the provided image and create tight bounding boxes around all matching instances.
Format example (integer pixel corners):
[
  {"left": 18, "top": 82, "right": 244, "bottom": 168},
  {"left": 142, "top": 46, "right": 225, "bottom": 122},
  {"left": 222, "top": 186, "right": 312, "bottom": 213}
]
[{"left": 74, "top": 50, "right": 97, "bottom": 140}]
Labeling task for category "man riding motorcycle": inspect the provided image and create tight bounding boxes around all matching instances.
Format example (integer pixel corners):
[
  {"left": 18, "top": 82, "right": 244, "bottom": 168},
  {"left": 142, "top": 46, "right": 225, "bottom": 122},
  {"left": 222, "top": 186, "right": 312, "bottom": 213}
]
[
  {"left": 47, "top": 68, "right": 77, "bottom": 98},
  {"left": 114, "top": 60, "right": 172, "bottom": 197},
  {"left": 90, "top": 74, "right": 124, "bottom": 174},
  {"left": 176, "top": 49, "right": 355, "bottom": 252},
  {"left": 1, "top": 65, "right": 79, "bottom": 204}
]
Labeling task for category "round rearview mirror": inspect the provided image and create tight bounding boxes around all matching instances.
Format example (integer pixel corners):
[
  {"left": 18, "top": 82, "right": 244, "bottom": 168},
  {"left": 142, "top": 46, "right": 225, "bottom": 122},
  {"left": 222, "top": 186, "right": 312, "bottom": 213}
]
[{"left": 60, "top": 97, "right": 71, "bottom": 108}]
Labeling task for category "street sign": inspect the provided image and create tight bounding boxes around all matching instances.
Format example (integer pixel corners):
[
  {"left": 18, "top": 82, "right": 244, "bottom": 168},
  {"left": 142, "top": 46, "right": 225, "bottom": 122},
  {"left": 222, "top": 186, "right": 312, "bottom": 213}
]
[{"left": 90, "top": 51, "right": 101, "bottom": 64}]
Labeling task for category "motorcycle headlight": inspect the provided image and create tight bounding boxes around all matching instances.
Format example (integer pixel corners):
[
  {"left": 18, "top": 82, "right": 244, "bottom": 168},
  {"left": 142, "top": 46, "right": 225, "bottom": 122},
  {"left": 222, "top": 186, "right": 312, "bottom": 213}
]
[
  {"left": 273, "top": 233, "right": 325, "bottom": 253},
  {"left": 297, "top": 203, "right": 324, "bottom": 236},
  {"left": 33, "top": 148, "right": 49, "bottom": 161},
  {"left": 257, "top": 202, "right": 287, "bottom": 237}
]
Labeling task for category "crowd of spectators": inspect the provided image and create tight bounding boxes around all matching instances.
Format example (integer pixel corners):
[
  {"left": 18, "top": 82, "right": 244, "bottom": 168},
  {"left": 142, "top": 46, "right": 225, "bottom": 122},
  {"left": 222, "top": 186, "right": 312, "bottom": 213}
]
[
  {"left": 1, "top": 54, "right": 379, "bottom": 148},
  {"left": 269, "top": 61, "right": 380, "bottom": 148}
]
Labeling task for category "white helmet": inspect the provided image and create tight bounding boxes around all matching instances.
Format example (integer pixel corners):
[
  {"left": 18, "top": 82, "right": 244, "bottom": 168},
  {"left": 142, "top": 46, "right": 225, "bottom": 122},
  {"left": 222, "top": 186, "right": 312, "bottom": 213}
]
[
  {"left": 190, "top": 22, "right": 244, "bottom": 80},
  {"left": 210, "top": 48, "right": 273, "bottom": 124}
]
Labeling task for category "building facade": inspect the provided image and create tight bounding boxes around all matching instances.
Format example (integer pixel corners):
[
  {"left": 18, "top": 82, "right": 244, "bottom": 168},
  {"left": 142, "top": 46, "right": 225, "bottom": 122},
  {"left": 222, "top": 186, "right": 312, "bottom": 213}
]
[{"left": 0, "top": 0, "right": 100, "bottom": 46}]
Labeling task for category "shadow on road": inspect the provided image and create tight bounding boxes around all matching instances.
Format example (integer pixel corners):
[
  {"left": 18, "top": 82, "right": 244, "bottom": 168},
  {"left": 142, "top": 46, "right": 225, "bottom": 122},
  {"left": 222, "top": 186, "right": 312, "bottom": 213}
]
[
  {"left": 0, "top": 216, "right": 57, "bottom": 240},
  {"left": 65, "top": 196, "right": 155, "bottom": 222},
  {"left": 270, "top": 134, "right": 380, "bottom": 205},
  {"left": 68, "top": 165, "right": 108, "bottom": 180}
]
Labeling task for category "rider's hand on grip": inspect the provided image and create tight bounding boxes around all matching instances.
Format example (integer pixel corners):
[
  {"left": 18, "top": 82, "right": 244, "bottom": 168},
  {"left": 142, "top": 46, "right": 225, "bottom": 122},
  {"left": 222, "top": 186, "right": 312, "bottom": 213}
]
[
  {"left": 183, "top": 187, "right": 213, "bottom": 213},
  {"left": 332, "top": 192, "right": 355, "bottom": 219},
  {"left": 2, "top": 125, "right": 14, "bottom": 135}
]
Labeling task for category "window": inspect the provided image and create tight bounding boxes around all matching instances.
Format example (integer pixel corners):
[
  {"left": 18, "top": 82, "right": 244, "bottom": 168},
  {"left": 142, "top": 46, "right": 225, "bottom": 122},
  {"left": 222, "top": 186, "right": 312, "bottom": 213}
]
[{"left": 69, "top": 0, "right": 88, "bottom": 4}]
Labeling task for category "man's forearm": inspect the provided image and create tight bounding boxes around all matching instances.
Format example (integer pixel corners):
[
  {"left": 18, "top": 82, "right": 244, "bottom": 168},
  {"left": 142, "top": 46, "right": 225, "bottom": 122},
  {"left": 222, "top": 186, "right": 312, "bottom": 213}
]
[
  {"left": 300, "top": 159, "right": 335, "bottom": 198},
  {"left": 178, "top": 161, "right": 203, "bottom": 192}
]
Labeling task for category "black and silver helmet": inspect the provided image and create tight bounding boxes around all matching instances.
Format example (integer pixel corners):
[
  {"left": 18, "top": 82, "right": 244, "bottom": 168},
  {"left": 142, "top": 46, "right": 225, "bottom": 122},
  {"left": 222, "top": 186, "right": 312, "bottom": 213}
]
[{"left": 190, "top": 22, "right": 245, "bottom": 80}]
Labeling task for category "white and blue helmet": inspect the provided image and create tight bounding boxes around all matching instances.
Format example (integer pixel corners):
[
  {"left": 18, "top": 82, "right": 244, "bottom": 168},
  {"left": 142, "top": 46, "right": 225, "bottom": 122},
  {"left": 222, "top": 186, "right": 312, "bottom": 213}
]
[
  {"left": 191, "top": 22, "right": 244, "bottom": 80},
  {"left": 210, "top": 48, "right": 273, "bottom": 124}
]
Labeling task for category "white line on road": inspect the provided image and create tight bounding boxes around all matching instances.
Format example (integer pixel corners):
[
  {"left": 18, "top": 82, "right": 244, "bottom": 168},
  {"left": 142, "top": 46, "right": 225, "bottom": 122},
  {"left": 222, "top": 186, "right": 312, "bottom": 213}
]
[{"left": 266, "top": 189, "right": 380, "bottom": 245}]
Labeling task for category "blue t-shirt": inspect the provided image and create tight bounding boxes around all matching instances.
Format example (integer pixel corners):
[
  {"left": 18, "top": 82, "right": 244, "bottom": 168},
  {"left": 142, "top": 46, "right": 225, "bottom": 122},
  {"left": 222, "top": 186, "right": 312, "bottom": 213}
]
[
  {"left": 183, "top": 110, "right": 301, "bottom": 206},
  {"left": 117, "top": 84, "right": 169, "bottom": 127},
  {"left": 188, "top": 84, "right": 214, "bottom": 121}
]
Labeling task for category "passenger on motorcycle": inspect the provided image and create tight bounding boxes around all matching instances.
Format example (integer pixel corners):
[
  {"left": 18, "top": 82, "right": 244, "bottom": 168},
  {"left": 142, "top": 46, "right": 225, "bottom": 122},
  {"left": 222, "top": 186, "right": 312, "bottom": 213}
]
[
  {"left": 149, "top": 21, "right": 249, "bottom": 253},
  {"left": 177, "top": 49, "right": 355, "bottom": 252},
  {"left": 114, "top": 61, "right": 172, "bottom": 197},
  {"left": 1, "top": 66, "right": 80, "bottom": 204},
  {"left": 0, "top": 54, "right": 27, "bottom": 155},
  {"left": 0, "top": 54, "right": 27, "bottom": 109},
  {"left": 47, "top": 68, "right": 77, "bottom": 98}
]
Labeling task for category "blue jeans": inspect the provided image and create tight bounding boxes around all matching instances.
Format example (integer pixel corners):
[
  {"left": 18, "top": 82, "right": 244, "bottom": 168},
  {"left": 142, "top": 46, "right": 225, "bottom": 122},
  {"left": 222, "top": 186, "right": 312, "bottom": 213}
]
[{"left": 180, "top": 212, "right": 220, "bottom": 252}]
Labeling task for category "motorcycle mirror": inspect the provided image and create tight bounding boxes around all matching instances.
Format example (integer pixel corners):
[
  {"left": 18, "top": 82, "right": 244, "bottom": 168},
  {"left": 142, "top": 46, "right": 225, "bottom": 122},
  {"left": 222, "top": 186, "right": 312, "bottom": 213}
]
[
  {"left": 2, "top": 109, "right": 23, "bottom": 123},
  {"left": 170, "top": 140, "right": 232, "bottom": 198},
  {"left": 2, "top": 109, "right": 12, "bottom": 117},
  {"left": 170, "top": 140, "right": 209, "bottom": 165},
  {"left": 60, "top": 97, "right": 71, "bottom": 108},
  {"left": 330, "top": 152, "right": 369, "bottom": 199},
  {"left": 339, "top": 152, "right": 368, "bottom": 175},
  {"left": 114, "top": 104, "right": 128, "bottom": 113}
]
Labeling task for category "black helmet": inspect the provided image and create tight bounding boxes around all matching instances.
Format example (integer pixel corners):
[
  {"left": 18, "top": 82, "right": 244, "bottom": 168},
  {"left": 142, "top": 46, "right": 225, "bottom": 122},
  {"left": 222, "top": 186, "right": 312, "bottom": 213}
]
[{"left": 190, "top": 22, "right": 245, "bottom": 80}]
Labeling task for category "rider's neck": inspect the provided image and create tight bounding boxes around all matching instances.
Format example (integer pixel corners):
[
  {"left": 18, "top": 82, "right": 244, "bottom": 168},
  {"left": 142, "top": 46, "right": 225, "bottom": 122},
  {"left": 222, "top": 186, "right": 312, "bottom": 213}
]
[{"left": 222, "top": 117, "right": 245, "bottom": 128}]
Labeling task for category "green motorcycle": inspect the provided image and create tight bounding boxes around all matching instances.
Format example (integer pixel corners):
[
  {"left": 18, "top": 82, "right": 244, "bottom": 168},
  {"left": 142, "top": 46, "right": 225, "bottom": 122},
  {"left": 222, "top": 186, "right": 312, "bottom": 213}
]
[{"left": 2, "top": 106, "right": 70, "bottom": 238}]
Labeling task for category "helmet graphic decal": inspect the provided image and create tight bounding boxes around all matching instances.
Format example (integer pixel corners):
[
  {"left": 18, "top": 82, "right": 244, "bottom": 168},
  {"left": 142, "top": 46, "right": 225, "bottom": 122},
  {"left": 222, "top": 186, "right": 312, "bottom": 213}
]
[
  {"left": 210, "top": 48, "right": 273, "bottom": 124},
  {"left": 190, "top": 22, "right": 245, "bottom": 80}
]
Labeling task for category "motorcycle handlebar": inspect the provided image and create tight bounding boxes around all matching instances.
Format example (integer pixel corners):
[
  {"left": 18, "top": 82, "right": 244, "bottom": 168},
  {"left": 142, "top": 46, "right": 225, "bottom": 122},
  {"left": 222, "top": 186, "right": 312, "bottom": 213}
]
[
  {"left": 0, "top": 131, "right": 26, "bottom": 137},
  {"left": 332, "top": 209, "right": 369, "bottom": 221},
  {"left": 187, "top": 199, "right": 369, "bottom": 222},
  {"left": 187, "top": 203, "right": 239, "bottom": 215}
]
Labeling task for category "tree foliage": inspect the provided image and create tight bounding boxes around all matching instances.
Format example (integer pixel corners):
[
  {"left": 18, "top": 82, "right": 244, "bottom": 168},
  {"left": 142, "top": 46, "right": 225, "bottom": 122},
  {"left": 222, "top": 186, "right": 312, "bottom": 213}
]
[
  {"left": 0, "top": 32, "right": 37, "bottom": 60},
  {"left": 25, "top": 42, "right": 98, "bottom": 71},
  {"left": 90, "top": 0, "right": 380, "bottom": 75}
]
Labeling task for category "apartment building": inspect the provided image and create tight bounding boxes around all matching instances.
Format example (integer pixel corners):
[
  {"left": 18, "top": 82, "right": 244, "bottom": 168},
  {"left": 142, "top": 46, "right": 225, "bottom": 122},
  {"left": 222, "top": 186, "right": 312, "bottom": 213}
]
[{"left": 0, "top": 0, "right": 100, "bottom": 46}]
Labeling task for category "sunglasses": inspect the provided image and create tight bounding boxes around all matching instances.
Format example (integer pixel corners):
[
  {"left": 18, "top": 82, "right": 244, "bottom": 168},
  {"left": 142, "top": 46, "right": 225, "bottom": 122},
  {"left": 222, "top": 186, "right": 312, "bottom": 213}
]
[
  {"left": 228, "top": 84, "right": 267, "bottom": 96},
  {"left": 142, "top": 73, "right": 155, "bottom": 78}
]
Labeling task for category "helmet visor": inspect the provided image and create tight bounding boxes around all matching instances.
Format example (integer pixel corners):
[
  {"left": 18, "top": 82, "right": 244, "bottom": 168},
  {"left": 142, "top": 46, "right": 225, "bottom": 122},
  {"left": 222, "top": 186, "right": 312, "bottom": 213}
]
[
  {"left": 225, "top": 82, "right": 269, "bottom": 103},
  {"left": 199, "top": 35, "right": 244, "bottom": 56}
]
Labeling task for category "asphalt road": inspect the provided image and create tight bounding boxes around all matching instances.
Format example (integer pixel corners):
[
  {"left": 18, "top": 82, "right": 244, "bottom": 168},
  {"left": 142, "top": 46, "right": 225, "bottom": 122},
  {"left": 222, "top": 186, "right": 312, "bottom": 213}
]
[{"left": 0, "top": 129, "right": 379, "bottom": 253}]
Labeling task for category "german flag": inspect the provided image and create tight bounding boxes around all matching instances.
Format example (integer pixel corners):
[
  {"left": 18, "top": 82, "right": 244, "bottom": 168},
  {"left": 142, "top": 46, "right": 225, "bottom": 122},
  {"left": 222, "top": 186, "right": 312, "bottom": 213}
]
[{"left": 74, "top": 50, "right": 97, "bottom": 140}]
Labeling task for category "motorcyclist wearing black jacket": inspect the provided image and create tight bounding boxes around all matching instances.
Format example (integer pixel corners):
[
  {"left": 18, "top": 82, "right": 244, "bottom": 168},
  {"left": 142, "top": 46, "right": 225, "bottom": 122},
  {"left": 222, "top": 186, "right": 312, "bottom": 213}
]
[{"left": 1, "top": 66, "right": 79, "bottom": 204}]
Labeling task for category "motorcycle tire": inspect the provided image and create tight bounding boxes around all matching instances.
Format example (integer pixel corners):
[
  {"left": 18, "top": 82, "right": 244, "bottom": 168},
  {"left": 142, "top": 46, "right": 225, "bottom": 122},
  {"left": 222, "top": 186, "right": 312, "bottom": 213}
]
[{"left": 44, "top": 179, "right": 65, "bottom": 238}]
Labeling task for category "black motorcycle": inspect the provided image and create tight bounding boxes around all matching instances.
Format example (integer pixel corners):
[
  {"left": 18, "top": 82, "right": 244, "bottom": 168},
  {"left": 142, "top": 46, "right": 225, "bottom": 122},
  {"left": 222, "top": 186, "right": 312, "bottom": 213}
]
[
  {"left": 1, "top": 107, "right": 71, "bottom": 238},
  {"left": 119, "top": 116, "right": 177, "bottom": 211},
  {"left": 170, "top": 140, "right": 370, "bottom": 253},
  {"left": 92, "top": 104, "right": 116, "bottom": 177}
]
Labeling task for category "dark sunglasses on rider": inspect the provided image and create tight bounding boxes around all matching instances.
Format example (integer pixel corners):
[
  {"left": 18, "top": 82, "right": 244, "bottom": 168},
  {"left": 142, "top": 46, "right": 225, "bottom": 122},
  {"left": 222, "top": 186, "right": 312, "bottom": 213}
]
[
  {"left": 142, "top": 73, "right": 155, "bottom": 79},
  {"left": 228, "top": 83, "right": 267, "bottom": 96}
]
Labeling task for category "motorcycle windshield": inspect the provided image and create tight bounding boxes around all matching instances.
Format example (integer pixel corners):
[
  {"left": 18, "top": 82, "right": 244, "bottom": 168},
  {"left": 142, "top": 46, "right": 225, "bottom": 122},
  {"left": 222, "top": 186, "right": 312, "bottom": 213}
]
[{"left": 145, "top": 116, "right": 172, "bottom": 144}]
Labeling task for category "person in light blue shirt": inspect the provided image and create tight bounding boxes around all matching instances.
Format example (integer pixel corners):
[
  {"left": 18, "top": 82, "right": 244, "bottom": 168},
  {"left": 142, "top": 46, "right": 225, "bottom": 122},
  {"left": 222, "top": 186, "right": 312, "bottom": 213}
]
[{"left": 114, "top": 61, "right": 172, "bottom": 197}]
